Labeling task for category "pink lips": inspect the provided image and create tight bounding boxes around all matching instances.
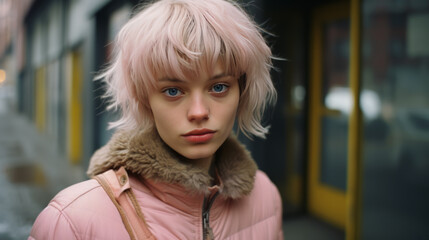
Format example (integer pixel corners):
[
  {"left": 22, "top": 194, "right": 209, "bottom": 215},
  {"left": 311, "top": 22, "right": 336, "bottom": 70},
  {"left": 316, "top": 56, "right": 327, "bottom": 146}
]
[{"left": 182, "top": 129, "right": 215, "bottom": 143}]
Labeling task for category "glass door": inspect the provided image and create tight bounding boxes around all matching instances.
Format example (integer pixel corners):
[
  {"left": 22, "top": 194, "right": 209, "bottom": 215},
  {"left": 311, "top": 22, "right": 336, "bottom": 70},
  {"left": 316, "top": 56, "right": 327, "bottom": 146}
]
[{"left": 308, "top": 2, "right": 350, "bottom": 230}]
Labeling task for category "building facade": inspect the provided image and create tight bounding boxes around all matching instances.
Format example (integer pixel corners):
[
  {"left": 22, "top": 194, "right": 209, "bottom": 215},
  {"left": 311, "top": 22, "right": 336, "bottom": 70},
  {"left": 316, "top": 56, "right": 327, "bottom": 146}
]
[{"left": 0, "top": 0, "right": 428, "bottom": 239}]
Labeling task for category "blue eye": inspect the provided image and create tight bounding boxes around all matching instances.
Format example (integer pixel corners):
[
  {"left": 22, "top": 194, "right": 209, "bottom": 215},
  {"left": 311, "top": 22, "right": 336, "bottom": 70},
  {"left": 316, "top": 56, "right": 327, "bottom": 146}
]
[
  {"left": 163, "top": 88, "right": 182, "bottom": 97},
  {"left": 212, "top": 84, "right": 228, "bottom": 93}
]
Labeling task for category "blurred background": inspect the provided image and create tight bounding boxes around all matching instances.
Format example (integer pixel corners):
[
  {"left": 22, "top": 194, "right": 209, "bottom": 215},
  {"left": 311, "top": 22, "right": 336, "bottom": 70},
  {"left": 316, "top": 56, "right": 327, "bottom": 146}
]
[{"left": 0, "top": 0, "right": 428, "bottom": 239}]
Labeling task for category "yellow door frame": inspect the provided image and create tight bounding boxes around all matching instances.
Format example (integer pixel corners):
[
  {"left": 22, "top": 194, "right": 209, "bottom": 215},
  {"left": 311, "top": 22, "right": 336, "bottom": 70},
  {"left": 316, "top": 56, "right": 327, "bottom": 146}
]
[
  {"left": 308, "top": 2, "right": 350, "bottom": 229},
  {"left": 308, "top": 0, "right": 362, "bottom": 239}
]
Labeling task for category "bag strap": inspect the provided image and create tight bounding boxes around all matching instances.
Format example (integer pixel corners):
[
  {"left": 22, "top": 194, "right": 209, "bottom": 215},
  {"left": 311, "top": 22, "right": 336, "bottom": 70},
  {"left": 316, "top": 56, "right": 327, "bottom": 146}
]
[{"left": 94, "top": 167, "right": 156, "bottom": 240}]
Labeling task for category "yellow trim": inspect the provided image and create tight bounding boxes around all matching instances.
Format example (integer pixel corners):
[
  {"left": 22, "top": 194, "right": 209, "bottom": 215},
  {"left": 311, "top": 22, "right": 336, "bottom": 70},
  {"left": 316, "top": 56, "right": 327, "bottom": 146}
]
[
  {"left": 67, "top": 50, "right": 83, "bottom": 164},
  {"left": 308, "top": 2, "right": 350, "bottom": 229},
  {"left": 346, "top": 0, "right": 362, "bottom": 239},
  {"left": 35, "top": 67, "right": 46, "bottom": 132}
]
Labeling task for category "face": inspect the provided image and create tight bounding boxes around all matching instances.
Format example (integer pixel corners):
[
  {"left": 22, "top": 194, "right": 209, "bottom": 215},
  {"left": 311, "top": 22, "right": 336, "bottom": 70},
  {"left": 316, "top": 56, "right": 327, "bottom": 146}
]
[{"left": 148, "top": 63, "right": 240, "bottom": 167}]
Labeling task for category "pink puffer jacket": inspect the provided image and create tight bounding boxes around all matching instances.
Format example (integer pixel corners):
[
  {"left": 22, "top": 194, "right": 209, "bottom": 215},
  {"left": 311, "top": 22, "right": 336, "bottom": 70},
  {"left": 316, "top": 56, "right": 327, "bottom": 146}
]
[{"left": 29, "top": 129, "right": 283, "bottom": 239}]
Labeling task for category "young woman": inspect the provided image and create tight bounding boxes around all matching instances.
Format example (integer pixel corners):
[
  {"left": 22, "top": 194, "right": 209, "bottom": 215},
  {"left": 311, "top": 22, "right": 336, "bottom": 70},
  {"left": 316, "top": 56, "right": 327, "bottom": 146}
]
[{"left": 29, "top": 0, "right": 283, "bottom": 239}]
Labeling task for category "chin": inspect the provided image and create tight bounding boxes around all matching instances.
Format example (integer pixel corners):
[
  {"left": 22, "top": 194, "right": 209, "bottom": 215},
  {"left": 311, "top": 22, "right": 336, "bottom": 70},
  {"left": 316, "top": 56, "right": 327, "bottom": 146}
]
[
  {"left": 182, "top": 152, "right": 213, "bottom": 160},
  {"left": 180, "top": 145, "right": 218, "bottom": 160}
]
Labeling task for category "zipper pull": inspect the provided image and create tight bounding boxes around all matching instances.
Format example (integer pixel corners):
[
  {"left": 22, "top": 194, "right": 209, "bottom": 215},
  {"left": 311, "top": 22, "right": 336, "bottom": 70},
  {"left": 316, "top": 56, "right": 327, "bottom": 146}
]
[
  {"left": 202, "top": 192, "right": 219, "bottom": 240},
  {"left": 203, "top": 211, "right": 214, "bottom": 240}
]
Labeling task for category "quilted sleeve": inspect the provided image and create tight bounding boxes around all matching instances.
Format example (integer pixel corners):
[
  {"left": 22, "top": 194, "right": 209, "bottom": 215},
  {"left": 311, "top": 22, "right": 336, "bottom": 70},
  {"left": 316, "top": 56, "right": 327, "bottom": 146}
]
[{"left": 29, "top": 204, "right": 79, "bottom": 240}]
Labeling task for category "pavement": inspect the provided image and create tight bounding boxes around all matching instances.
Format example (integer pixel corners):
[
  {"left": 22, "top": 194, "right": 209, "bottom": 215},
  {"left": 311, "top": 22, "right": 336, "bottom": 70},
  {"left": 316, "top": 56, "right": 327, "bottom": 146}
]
[{"left": 0, "top": 108, "right": 86, "bottom": 240}]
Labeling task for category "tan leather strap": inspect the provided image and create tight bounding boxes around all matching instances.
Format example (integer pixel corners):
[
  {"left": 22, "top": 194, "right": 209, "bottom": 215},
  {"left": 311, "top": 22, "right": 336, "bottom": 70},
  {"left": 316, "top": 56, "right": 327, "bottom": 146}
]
[{"left": 94, "top": 167, "right": 156, "bottom": 240}]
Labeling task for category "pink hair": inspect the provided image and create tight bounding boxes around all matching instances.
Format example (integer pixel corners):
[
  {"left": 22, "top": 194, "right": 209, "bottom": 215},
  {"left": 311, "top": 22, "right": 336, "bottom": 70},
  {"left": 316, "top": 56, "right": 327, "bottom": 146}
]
[{"left": 97, "top": 0, "right": 277, "bottom": 138}]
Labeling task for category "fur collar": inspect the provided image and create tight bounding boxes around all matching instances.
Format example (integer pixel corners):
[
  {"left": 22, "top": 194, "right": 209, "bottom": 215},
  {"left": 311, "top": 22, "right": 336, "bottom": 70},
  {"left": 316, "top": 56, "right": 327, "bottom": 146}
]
[{"left": 87, "top": 128, "right": 257, "bottom": 199}]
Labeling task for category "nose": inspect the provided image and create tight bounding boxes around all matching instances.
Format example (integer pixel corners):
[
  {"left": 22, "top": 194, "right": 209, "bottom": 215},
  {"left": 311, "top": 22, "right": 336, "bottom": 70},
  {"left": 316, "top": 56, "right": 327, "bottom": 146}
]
[{"left": 187, "top": 93, "right": 209, "bottom": 122}]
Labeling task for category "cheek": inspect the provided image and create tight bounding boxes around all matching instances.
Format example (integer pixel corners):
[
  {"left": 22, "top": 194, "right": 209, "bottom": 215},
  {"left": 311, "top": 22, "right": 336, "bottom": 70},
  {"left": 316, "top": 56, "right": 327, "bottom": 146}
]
[
  {"left": 148, "top": 98, "right": 169, "bottom": 129},
  {"left": 230, "top": 88, "right": 240, "bottom": 113},
  {"left": 151, "top": 107, "right": 172, "bottom": 130},
  {"left": 220, "top": 92, "right": 240, "bottom": 126}
]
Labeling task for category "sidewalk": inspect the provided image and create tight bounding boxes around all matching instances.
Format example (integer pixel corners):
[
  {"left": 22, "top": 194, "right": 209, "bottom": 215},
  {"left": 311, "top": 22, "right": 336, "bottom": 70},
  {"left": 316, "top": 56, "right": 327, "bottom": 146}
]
[{"left": 0, "top": 110, "right": 86, "bottom": 240}]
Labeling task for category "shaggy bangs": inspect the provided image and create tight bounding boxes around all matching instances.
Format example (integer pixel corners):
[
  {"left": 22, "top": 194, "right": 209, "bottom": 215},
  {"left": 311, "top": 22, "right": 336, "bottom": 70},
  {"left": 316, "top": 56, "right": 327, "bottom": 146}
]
[
  {"left": 98, "top": 0, "right": 277, "bottom": 138},
  {"left": 133, "top": 0, "right": 248, "bottom": 84}
]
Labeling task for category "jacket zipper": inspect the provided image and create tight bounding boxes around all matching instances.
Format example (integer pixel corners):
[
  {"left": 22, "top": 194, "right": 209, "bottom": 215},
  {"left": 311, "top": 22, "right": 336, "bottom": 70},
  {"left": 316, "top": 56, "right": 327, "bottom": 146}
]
[{"left": 202, "top": 191, "right": 219, "bottom": 240}]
